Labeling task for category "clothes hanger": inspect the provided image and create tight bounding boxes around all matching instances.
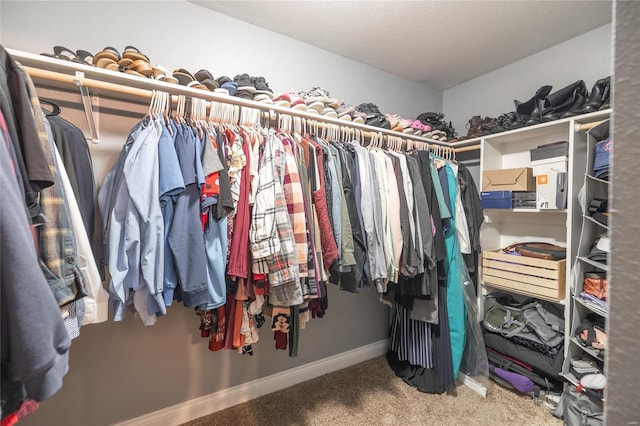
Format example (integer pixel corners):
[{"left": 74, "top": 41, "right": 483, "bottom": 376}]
[{"left": 39, "top": 98, "right": 61, "bottom": 116}]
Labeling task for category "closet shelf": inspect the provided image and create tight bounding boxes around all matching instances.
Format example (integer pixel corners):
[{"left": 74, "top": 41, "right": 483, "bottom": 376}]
[
  {"left": 9, "top": 48, "right": 472, "bottom": 151},
  {"left": 569, "top": 337, "right": 605, "bottom": 362},
  {"left": 481, "top": 281, "right": 566, "bottom": 305},
  {"left": 573, "top": 296, "right": 607, "bottom": 317},
  {"left": 454, "top": 110, "right": 611, "bottom": 147},
  {"left": 483, "top": 208, "right": 567, "bottom": 214},
  {"left": 583, "top": 215, "right": 609, "bottom": 230},
  {"left": 576, "top": 256, "right": 609, "bottom": 272},
  {"left": 559, "top": 372, "right": 606, "bottom": 401},
  {"left": 586, "top": 174, "right": 611, "bottom": 185}
]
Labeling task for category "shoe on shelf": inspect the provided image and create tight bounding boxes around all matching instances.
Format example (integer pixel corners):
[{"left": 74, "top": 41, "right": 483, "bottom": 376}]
[
  {"left": 540, "top": 80, "right": 588, "bottom": 121},
  {"left": 356, "top": 102, "right": 383, "bottom": 116},
  {"left": 122, "top": 46, "right": 149, "bottom": 62},
  {"left": 75, "top": 49, "right": 94, "bottom": 65},
  {"left": 274, "top": 92, "right": 306, "bottom": 110},
  {"left": 220, "top": 81, "right": 238, "bottom": 96},
  {"left": 93, "top": 47, "right": 120, "bottom": 65},
  {"left": 352, "top": 111, "right": 366, "bottom": 124},
  {"left": 273, "top": 92, "right": 292, "bottom": 108},
  {"left": 194, "top": 69, "right": 219, "bottom": 91},
  {"left": 254, "top": 76, "right": 274, "bottom": 97},
  {"left": 234, "top": 73, "right": 256, "bottom": 93},
  {"left": 323, "top": 107, "right": 338, "bottom": 118},
  {"left": 514, "top": 85, "right": 552, "bottom": 125},
  {"left": 307, "top": 100, "right": 325, "bottom": 114},
  {"left": 152, "top": 65, "right": 179, "bottom": 84},
  {"left": 173, "top": 68, "right": 197, "bottom": 86},
  {"left": 337, "top": 103, "right": 355, "bottom": 121},
  {"left": 254, "top": 93, "right": 273, "bottom": 104},
  {"left": 583, "top": 76, "right": 611, "bottom": 113}
]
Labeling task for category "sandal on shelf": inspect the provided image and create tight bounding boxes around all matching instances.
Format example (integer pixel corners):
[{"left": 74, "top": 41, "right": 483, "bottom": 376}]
[
  {"left": 118, "top": 57, "right": 134, "bottom": 68},
  {"left": 52, "top": 46, "right": 84, "bottom": 63},
  {"left": 93, "top": 47, "right": 120, "bottom": 66},
  {"left": 76, "top": 49, "right": 94, "bottom": 66},
  {"left": 410, "top": 119, "right": 431, "bottom": 133},
  {"left": 124, "top": 69, "right": 145, "bottom": 78},
  {"left": 173, "top": 68, "right": 196, "bottom": 86},
  {"left": 195, "top": 69, "right": 219, "bottom": 91},
  {"left": 153, "top": 65, "right": 179, "bottom": 84},
  {"left": 128, "top": 59, "right": 153, "bottom": 76},
  {"left": 122, "top": 46, "right": 149, "bottom": 62}
]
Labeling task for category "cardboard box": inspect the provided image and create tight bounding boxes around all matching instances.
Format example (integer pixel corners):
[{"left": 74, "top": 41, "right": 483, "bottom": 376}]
[
  {"left": 532, "top": 156, "right": 568, "bottom": 176},
  {"left": 536, "top": 171, "right": 567, "bottom": 209},
  {"left": 481, "top": 191, "right": 512, "bottom": 209},
  {"left": 482, "top": 249, "right": 566, "bottom": 301},
  {"left": 482, "top": 167, "right": 535, "bottom": 192}
]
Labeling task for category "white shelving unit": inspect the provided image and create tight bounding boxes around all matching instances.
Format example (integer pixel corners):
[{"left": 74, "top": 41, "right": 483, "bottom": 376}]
[
  {"left": 559, "top": 119, "right": 610, "bottom": 402},
  {"left": 477, "top": 110, "right": 611, "bottom": 355}
]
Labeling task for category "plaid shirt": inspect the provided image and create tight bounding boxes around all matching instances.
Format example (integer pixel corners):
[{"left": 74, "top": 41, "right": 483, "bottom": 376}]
[
  {"left": 23, "top": 70, "right": 85, "bottom": 306},
  {"left": 280, "top": 135, "right": 309, "bottom": 278},
  {"left": 250, "top": 130, "right": 302, "bottom": 306}
]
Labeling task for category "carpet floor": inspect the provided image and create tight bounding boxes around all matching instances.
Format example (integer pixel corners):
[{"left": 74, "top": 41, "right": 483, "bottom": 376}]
[{"left": 180, "top": 356, "right": 561, "bottom": 426}]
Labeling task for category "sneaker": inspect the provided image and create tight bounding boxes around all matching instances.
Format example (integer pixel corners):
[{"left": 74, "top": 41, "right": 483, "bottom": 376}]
[
  {"left": 324, "top": 98, "right": 340, "bottom": 110},
  {"left": 323, "top": 107, "right": 338, "bottom": 118},
  {"left": 356, "top": 102, "right": 382, "bottom": 116},
  {"left": 273, "top": 92, "right": 292, "bottom": 108},
  {"left": 385, "top": 114, "right": 401, "bottom": 129},
  {"left": 220, "top": 81, "right": 238, "bottom": 96},
  {"left": 216, "top": 75, "right": 232, "bottom": 85},
  {"left": 299, "top": 86, "right": 337, "bottom": 106},
  {"left": 337, "top": 103, "right": 355, "bottom": 120},
  {"left": 194, "top": 69, "right": 219, "bottom": 91},
  {"left": 234, "top": 90, "right": 253, "bottom": 100},
  {"left": 352, "top": 111, "right": 366, "bottom": 124},
  {"left": 234, "top": 73, "right": 256, "bottom": 93},
  {"left": 254, "top": 76, "right": 273, "bottom": 97},
  {"left": 253, "top": 93, "right": 273, "bottom": 104},
  {"left": 307, "top": 100, "right": 325, "bottom": 114}
]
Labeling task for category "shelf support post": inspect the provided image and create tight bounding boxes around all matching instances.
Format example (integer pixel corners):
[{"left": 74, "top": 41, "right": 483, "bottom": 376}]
[{"left": 73, "top": 71, "right": 100, "bottom": 144}]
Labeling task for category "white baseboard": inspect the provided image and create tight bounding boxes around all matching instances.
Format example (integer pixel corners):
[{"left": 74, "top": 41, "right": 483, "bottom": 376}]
[{"left": 115, "top": 339, "right": 389, "bottom": 426}]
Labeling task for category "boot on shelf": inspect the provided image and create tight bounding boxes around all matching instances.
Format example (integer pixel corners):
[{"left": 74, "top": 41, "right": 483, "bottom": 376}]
[
  {"left": 514, "top": 85, "right": 553, "bottom": 126},
  {"left": 541, "top": 80, "right": 588, "bottom": 121}
]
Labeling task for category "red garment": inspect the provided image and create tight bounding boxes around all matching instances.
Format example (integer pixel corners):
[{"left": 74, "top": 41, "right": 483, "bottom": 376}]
[
  {"left": 223, "top": 297, "right": 237, "bottom": 350},
  {"left": 306, "top": 137, "right": 339, "bottom": 269},
  {"left": 274, "top": 331, "right": 288, "bottom": 350},
  {"left": 208, "top": 307, "right": 225, "bottom": 351},
  {"left": 226, "top": 129, "right": 252, "bottom": 279}
]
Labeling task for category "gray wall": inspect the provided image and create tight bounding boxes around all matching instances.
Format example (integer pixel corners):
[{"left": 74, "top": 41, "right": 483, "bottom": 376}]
[
  {"left": 606, "top": 1, "right": 640, "bottom": 423},
  {"left": 0, "top": 1, "right": 405, "bottom": 424},
  {"left": 2, "top": 0, "right": 636, "bottom": 424},
  {"left": 443, "top": 24, "right": 612, "bottom": 138},
  {"left": 0, "top": 0, "right": 442, "bottom": 119}
]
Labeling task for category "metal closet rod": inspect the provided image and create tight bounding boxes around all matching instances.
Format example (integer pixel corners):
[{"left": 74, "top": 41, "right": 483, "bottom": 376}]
[{"left": 23, "top": 65, "right": 477, "bottom": 151}]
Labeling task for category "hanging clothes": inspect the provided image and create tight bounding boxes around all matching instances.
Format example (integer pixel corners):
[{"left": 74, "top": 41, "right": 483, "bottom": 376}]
[{"left": 98, "top": 118, "right": 166, "bottom": 325}]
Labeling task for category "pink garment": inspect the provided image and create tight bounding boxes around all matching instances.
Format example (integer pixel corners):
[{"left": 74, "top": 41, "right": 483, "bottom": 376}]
[{"left": 306, "top": 137, "right": 339, "bottom": 270}]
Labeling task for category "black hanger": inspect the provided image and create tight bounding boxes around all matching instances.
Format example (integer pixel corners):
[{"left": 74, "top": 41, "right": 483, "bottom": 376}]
[{"left": 39, "top": 98, "right": 61, "bottom": 116}]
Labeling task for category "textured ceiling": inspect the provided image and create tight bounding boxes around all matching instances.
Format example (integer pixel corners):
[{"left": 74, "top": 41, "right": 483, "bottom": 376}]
[{"left": 191, "top": 0, "right": 612, "bottom": 90}]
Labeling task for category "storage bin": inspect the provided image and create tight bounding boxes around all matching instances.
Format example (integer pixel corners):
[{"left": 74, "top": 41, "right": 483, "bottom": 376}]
[{"left": 482, "top": 249, "right": 566, "bottom": 301}]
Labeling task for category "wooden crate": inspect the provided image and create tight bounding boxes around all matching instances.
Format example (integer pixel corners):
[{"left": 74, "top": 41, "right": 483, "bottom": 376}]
[{"left": 482, "top": 249, "right": 566, "bottom": 301}]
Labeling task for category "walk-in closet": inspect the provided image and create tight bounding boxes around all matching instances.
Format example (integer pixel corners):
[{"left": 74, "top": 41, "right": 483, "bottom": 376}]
[{"left": 1, "top": 1, "right": 638, "bottom": 425}]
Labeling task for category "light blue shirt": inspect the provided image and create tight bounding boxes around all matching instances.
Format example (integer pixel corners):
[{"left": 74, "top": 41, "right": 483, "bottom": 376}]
[{"left": 98, "top": 118, "right": 166, "bottom": 324}]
